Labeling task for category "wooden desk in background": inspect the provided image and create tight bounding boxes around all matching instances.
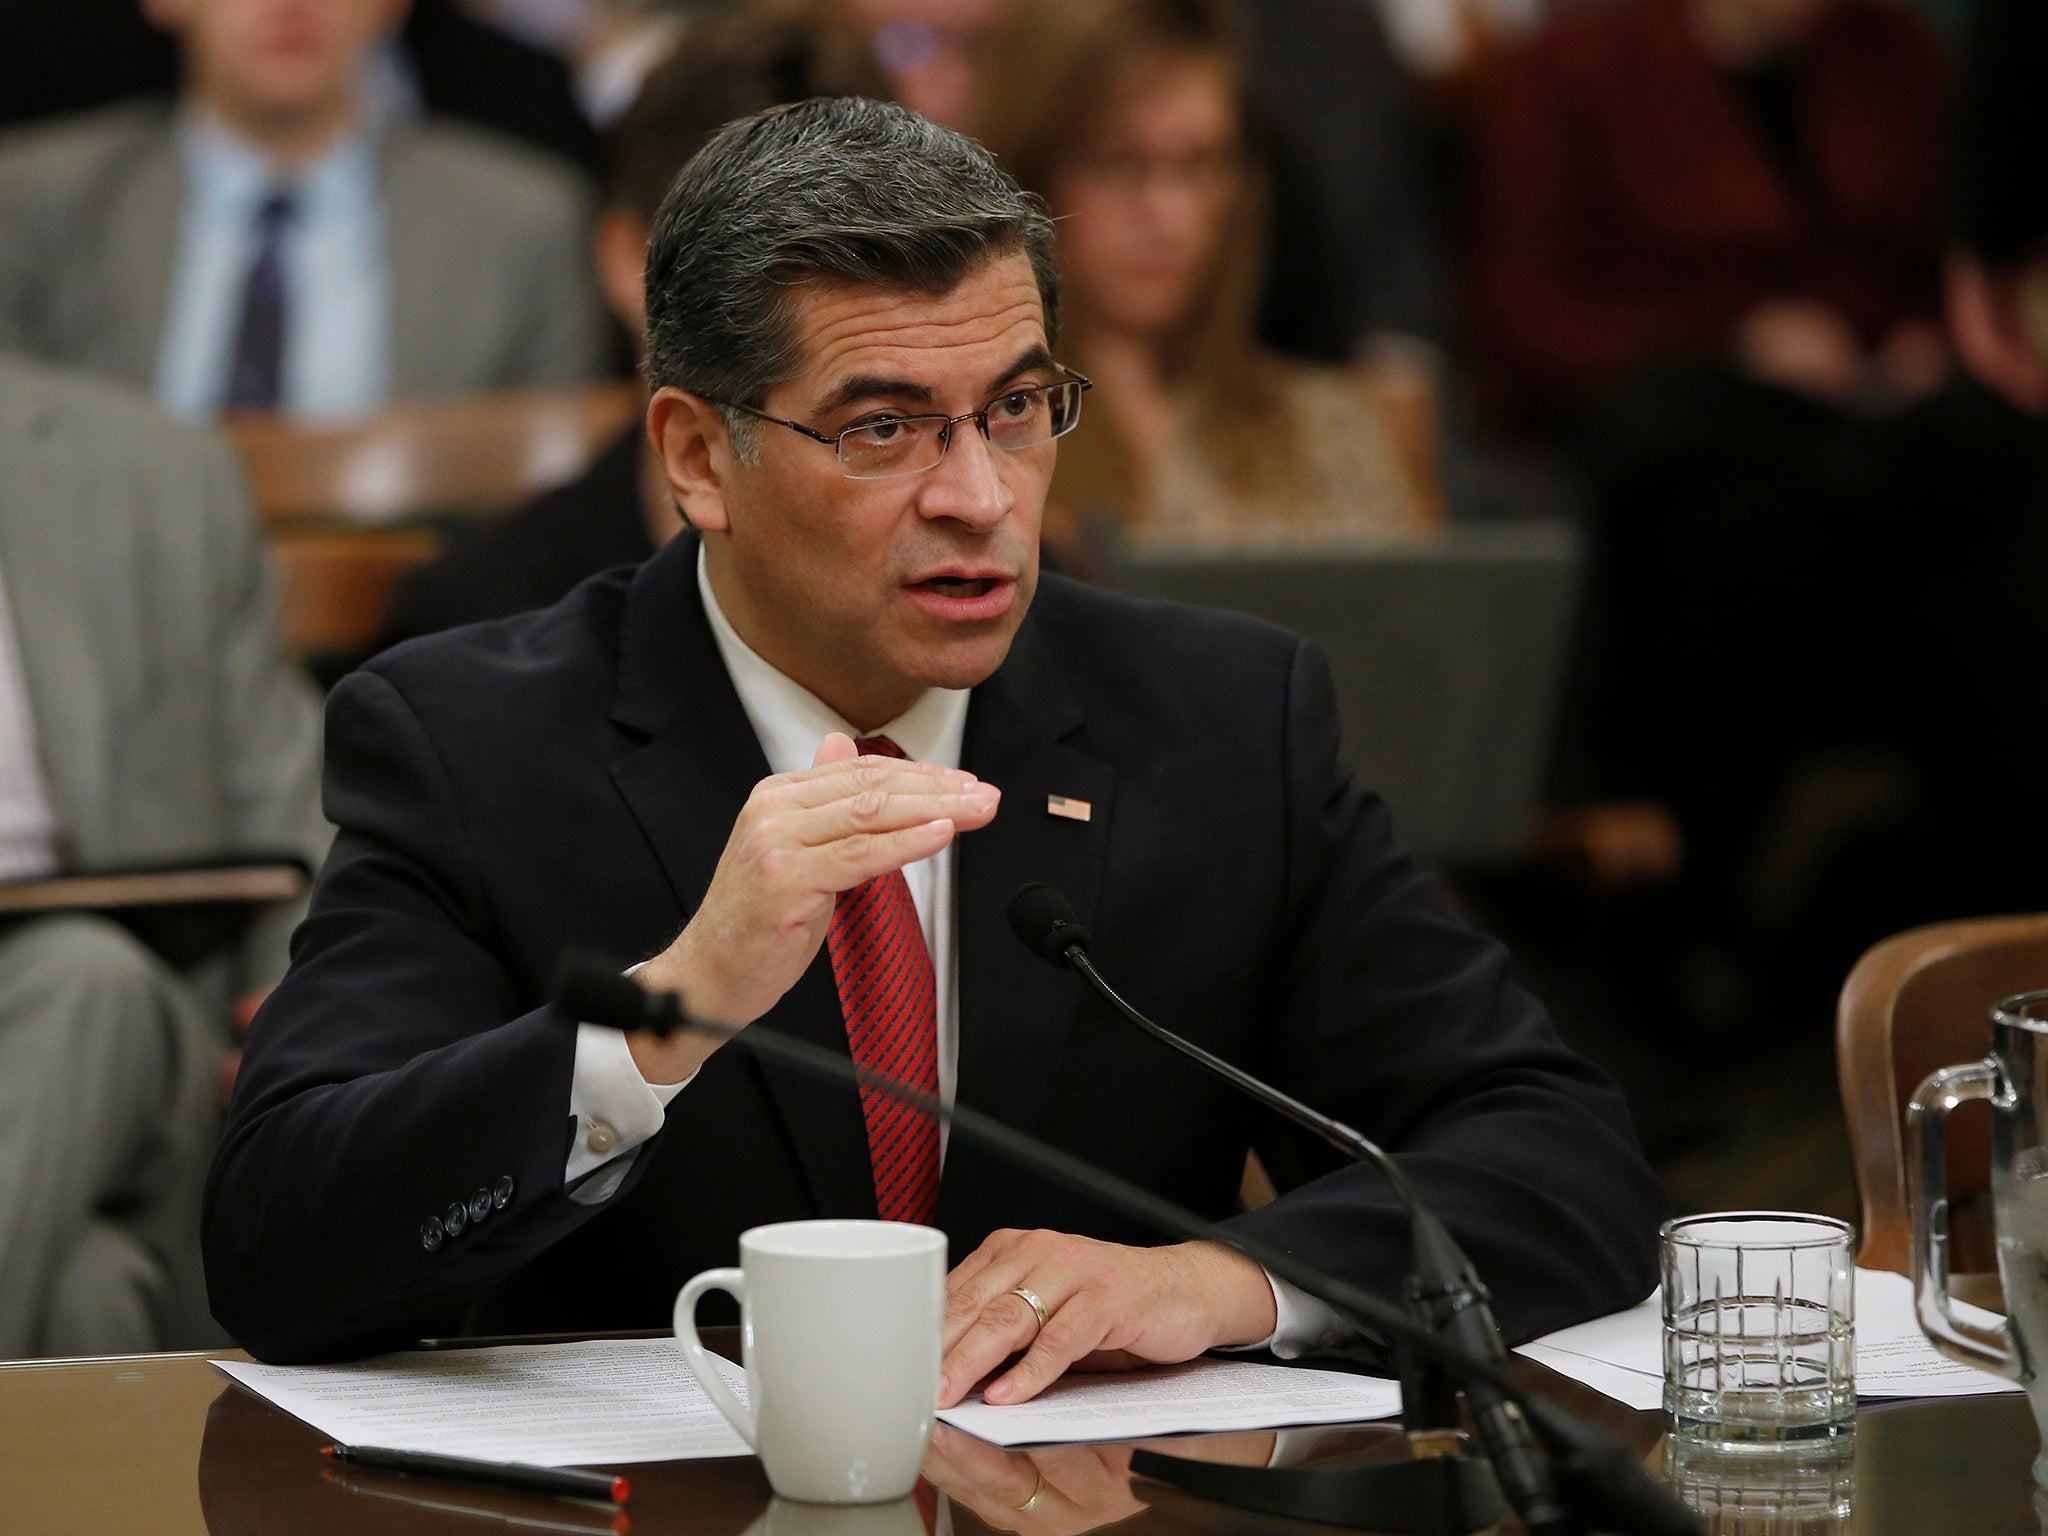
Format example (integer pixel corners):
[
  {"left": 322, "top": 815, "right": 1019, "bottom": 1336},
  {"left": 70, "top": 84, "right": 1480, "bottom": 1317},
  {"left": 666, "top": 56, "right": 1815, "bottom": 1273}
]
[{"left": 0, "top": 1330, "right": 2036, "bottom": 1536}]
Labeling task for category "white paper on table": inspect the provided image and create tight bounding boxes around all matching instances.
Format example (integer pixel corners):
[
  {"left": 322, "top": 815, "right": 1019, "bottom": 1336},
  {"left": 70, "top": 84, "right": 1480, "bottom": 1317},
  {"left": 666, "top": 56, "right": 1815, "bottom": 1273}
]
[
  {"left": 1515, "top": 1343, "right": 1664, "bottom": 1411},
  {"left": 935, "top": 1357, "right": 1402, "bottom": 1447},
  {"left": 216, "top": 1337, "right": 755, "bottom": 1466},
  {"left": 1513, "top": 1268, "right": 2025, "bottom": 1409},
  {"left": 1847, "top": 1270, "right": 2023, "bottom": 1397}
]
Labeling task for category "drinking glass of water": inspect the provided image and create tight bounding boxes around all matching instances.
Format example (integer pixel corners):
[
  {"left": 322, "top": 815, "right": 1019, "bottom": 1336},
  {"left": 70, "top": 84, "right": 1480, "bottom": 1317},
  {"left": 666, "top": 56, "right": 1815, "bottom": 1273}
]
[{"left": 1662, "top": 1212, "right": 1856, "bottom": 1450}]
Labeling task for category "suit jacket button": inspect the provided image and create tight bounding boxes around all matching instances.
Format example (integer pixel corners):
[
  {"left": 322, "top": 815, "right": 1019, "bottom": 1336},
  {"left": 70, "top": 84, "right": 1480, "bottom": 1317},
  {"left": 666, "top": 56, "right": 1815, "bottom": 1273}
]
[
  {"left": 493, "top": 1176, "right": 515, "bottom": 1210},
  {"left": 443, "top": 1201, "right": 468, "bottom": 1237},
  {"left": 585, "top": 1122, "right": 618, "bottom": 1155},
  {"left": 420, "top": 1217, "right": 444, "bottom": 1253},
  {"left": 469, "top": 1189, "right": 493, "bottom": 1224}
]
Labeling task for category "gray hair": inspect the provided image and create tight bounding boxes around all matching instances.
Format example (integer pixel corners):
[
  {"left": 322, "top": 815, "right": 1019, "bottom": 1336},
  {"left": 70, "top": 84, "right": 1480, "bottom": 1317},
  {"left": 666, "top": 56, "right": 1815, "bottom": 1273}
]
[{"left": 643, "top": 96, "right": 1061, "bottom": 461}]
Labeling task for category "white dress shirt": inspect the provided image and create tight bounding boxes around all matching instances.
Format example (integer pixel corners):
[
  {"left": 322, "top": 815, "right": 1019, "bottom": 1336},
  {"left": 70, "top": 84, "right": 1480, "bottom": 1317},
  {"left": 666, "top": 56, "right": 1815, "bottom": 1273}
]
[
  {"left": 0, "top": 560, "right": 59, "bottom": 883},
  {"left": 564, "top": 548, "right": 1348, "bottom": 1355},
  {"left": 157, "top": 111, "right": 390, "bottom": 423}
]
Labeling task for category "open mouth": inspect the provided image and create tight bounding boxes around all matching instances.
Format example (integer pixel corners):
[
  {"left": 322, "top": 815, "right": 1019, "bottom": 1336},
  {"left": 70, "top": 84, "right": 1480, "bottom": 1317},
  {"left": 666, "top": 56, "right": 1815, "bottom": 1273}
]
[{"left": 915, "top": 576, "right": 999, "bottom": 598}]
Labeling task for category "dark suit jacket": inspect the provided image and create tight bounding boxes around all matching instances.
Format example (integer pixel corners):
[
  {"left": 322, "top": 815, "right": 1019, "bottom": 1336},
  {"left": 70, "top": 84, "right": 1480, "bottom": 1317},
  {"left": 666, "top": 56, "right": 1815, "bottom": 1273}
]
[
  {"left": 378, "top": 425, "right": 654, "bottom": 650},
  {"left": 204, "top": 533, "right": 1662, "bottom": 1363},
  {"left": 1473, "top": 0, "right": 1948, "bottom": 413}
]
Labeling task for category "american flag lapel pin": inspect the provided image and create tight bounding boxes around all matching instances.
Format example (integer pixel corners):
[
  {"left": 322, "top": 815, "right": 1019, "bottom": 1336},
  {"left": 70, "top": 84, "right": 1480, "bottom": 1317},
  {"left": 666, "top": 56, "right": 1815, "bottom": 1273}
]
[{"left": 1046, "top": 794, "right": 1092, "bottom": 822}]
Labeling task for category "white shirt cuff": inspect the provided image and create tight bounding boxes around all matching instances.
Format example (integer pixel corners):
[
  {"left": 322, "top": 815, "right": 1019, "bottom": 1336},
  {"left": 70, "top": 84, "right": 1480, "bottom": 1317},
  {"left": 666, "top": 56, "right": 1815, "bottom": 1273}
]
[
  {"left": 564, "top": 1021, "right": 692, "bottom": 1183},
  {"left": 1260, "top": 1269, "right": 1356, "bottom": 1358}
]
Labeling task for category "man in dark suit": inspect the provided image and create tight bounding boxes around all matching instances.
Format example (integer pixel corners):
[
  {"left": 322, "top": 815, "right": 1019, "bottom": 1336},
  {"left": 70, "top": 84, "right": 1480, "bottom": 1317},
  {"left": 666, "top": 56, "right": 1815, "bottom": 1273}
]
[{"left": 205, "top": 98, "right": 1662, "bottom": 1387}]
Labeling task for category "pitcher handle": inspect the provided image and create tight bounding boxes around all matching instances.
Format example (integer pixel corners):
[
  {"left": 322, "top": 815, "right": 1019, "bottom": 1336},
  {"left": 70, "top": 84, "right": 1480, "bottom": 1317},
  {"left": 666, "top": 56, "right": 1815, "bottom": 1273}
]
[{"left": 1906, "top": 1058, "right": 2016, "bottom": 1376}]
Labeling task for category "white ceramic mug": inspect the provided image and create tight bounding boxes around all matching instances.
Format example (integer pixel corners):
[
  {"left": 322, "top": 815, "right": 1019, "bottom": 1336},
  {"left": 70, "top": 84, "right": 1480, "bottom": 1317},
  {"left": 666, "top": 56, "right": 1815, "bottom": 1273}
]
[{"left": 673, "top": 1219, "right": 946, "bottom": 1504}]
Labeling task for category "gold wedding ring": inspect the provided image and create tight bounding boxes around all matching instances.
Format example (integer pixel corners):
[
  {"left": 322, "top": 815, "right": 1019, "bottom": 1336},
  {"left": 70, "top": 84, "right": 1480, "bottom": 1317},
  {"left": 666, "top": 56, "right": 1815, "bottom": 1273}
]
[
  {"left": 1011, "top": 1472, "right": 1049, "bottom": 1513},
  {"left": 1006, "top": 1284, "right": 1050, "bottom": 1332}
]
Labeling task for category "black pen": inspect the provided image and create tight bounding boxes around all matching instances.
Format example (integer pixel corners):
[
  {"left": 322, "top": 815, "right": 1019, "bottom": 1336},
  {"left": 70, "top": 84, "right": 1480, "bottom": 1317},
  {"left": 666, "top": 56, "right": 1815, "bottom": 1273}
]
[{"left": 322, "top": 1444, "right": 631, "bottom": 1504}]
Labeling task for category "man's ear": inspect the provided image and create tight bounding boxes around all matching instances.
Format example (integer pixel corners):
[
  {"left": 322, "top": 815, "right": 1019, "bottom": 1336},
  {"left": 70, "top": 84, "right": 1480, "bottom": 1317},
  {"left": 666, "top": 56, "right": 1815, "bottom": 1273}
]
[{"left": 646, "top": 387, "right": 736, "bottom": 533}]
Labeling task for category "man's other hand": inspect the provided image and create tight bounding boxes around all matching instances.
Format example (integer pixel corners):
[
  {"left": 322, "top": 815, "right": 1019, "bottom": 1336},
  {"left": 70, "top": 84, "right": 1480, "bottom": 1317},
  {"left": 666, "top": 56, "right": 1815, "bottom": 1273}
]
[
  {"left": 938, "top": 1231, "right": 1278, "bottom": 1408},
  {"left": 629, "top": 732, "right": 998, "bottom": 1083}
]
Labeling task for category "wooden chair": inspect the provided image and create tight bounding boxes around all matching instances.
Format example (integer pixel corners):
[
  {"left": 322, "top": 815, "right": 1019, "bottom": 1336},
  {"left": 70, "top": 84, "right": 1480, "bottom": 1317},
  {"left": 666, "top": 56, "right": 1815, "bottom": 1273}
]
[
  {"left": 1837, "top": 914, "right": 2048, "bottom": 1276},
  {"left": 227, "top": 382, "right": 640, "bottom": 526},
  {"left": 268, "top": 526, "right": 442, "bottom": 661}
]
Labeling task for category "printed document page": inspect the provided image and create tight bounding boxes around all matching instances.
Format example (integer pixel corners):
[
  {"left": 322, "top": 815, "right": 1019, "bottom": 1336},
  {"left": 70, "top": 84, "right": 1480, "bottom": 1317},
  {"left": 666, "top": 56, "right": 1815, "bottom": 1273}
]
[
  {"left": 220, "top": 1343, "right": 1398, "bottom": 1464},
  {"left": 936, "top": 1358, "right": 1402, "bottom": 1446},
  {"left": 1516, "top": 1268, "right": 2023, "bottom": 1408},
  {"left": 217, "top": 1339, "right": 753, "bottom": 1466}
]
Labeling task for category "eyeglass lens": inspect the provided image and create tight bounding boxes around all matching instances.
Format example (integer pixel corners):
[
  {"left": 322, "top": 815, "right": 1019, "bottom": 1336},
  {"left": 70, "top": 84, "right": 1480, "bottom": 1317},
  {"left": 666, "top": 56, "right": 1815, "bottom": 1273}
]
[{"left": 836, "top": 380, "right": 1085, "bottom": 479}]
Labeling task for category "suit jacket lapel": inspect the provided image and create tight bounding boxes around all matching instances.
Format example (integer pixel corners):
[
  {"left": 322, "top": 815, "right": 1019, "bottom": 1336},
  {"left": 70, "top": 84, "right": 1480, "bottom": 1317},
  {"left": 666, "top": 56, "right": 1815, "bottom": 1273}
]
[
  {"left": 605, "top": 535, "right": 877, "bottom": 1220},
  {"left": 939, "top": 610, "right": 1115, "bottom": 1243}
]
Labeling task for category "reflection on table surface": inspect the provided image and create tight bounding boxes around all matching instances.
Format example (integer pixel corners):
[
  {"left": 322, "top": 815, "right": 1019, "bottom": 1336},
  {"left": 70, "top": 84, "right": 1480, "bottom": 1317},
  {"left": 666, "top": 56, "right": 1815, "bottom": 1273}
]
[{"left": 0, "top": 1330, "right": 2037, "bottom": 1536}]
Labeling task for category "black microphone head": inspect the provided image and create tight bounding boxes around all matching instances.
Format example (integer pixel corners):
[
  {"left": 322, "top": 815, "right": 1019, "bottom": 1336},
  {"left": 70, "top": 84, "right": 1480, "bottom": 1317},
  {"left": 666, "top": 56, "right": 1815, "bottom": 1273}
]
[
  {"left": 1007, "top": 883, "right": 1092, "bottom": 967},
  {"left": 550, "top": 951, "right": 661, "bottom": 1030}
]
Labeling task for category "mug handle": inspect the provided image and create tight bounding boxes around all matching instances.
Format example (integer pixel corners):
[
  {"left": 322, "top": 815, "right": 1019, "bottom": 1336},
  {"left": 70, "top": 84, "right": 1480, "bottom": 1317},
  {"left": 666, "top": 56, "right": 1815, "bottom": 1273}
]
[
  {"left": 1906, "top": 1058, "right": 2017, "bottom": 1376},
  {"left": 674, "top": 1267, "right": 758, "bottom": 1447}
]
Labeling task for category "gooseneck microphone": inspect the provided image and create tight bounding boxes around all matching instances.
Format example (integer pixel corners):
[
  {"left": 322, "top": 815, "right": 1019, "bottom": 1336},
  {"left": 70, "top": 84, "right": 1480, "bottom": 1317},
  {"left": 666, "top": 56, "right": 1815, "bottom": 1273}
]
[
  {"left": 549, "top": 949, "right": 1701, "bottom": 1536},
  {"left": 1004, "top": 883, "right": 1570, "bottom": 1536}
]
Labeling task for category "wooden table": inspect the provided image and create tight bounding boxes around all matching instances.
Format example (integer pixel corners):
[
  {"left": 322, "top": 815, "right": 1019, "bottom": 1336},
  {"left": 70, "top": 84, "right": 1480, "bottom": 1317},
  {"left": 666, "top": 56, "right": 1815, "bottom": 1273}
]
[{"left": 0, "top": 1334, "right": 2034, "bottom": 1536}]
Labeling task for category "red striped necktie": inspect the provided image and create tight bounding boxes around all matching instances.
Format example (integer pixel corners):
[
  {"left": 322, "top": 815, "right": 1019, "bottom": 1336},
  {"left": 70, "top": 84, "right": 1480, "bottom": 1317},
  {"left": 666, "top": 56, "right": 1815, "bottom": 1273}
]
[{"left": 825, "top": 735, "right": 940, "bottom": 1226}]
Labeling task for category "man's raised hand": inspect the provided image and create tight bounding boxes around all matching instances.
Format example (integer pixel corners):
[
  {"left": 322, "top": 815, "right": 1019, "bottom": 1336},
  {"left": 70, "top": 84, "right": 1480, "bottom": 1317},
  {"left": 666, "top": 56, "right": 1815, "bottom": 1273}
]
[{"left": 629, "top": 732, "right": 997, "bottom": 1082}]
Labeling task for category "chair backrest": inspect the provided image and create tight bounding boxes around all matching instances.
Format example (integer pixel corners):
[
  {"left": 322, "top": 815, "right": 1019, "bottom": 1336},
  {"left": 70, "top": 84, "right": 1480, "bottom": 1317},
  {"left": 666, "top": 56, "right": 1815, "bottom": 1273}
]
[
  {"left": 228, "top": 383, "right": 640, "bottom": 526},
  {"left": 269, "top": 526, "right": 442, "bottom": 661},
  {"left": 1116, "top": 521, "right": 1580, "bottom": 865},
  {"left": 1837, "top": 914, "right": 2048, "bottom": 1274}
]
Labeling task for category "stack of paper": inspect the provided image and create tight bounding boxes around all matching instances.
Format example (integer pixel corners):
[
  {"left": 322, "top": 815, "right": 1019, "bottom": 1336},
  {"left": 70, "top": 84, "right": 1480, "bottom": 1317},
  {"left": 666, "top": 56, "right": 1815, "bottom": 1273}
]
[
  {"left": 218, "top": 1342, "right": 1401, "bottom": 1466},
  {"left": 219, "top": 1341, "right": 756, "bottom": 1466},
  {"left": 938, "top": 1358, "right": 1401, "bottom": 1446},
  {"left": 1516, "top": 1268, "right": 2025, "bottom": 1411}
]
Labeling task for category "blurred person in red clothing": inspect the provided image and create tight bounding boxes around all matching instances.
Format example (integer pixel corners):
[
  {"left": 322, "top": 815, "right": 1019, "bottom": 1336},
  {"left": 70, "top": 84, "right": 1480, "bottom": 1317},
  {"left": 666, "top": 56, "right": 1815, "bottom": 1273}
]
[
  {"left": 1473, "top": 0, "right": 1950, "bottom": 424},
  {"left": 1470, "top": 0, "right": 1968, "bottom": 1031}
]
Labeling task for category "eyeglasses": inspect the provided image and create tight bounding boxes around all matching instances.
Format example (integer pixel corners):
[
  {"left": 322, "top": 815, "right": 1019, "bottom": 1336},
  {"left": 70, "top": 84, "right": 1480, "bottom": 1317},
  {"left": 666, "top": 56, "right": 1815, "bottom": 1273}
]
[{"left": 713, "top": 375, "right": 1092, "bottom": 480}]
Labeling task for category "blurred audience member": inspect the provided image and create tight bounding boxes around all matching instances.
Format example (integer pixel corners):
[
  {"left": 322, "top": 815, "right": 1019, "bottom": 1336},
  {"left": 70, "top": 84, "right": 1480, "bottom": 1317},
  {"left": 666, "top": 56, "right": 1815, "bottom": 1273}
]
[
  {"left": 1469, "top": 0, "right": 1963, "bottom": 1033},
  {"left": 568, "top": 1, "right": 703, "bottom": 126},
  {"left": 0, "top": 0, "right": 602, "bottom": 171},
  {"left": 394, "top": 0, "right": 603, "bottom": 170},
  {"left": 1948, "top": 0, "right": 2048, "bottom": 418},
  {"left": 1237, "top": 0, "right": 1443, "bottom": 362},
  {"left": 835, "top": 0, "right": 1005, "bottom": 130},
  {"left": 0, "top": 355, "right": 329, "bottom": 1355},
  {"left": 379, "top": 0, "right": 879, "bottom": 646},
  {"left": 1473, "top": 0, "right": 1949, "bottom": 425},
  {"left": 1884, "top": 0, "right": 2048, "bottom": 930},
  {"left": 0, "top": 0, "right": 606, "bottom": 424},
  {"left": 980, "top": 0, "right": 1431, "bottom": 544},
  {"left": 1376, "top": 0, "right": 1541, "bottom": 85}
]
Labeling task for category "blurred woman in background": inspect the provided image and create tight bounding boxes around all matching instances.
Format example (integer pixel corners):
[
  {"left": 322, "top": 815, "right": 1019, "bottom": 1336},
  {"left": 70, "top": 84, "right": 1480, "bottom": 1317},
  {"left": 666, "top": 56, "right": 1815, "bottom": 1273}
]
[{"left": 977, "top": 0, "right": 1436, "bottom": 544}]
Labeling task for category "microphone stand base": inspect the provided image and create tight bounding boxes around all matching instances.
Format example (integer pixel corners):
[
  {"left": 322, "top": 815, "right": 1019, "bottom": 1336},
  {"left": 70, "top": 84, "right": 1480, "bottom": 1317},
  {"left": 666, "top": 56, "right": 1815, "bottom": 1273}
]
[{"left": 1130, "top": 1445, "right": 1508, "bottom": 1534}]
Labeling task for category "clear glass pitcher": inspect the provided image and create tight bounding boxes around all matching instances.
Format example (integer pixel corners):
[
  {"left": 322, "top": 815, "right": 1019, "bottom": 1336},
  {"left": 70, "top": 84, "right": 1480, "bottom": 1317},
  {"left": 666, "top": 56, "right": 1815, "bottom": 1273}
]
[{"left": 1906, "top": 990, "right": 2046, "bottom": 1415}]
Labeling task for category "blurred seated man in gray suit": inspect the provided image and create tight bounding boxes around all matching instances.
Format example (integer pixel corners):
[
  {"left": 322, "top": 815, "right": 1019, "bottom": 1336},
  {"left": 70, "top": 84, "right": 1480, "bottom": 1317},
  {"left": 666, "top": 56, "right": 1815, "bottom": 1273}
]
[
  {"left": 0, "top": 355, "right": 329, "bottom": 1356},
  {"left": 0, "top": 0, "right": 606, "bottom": 423}
]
